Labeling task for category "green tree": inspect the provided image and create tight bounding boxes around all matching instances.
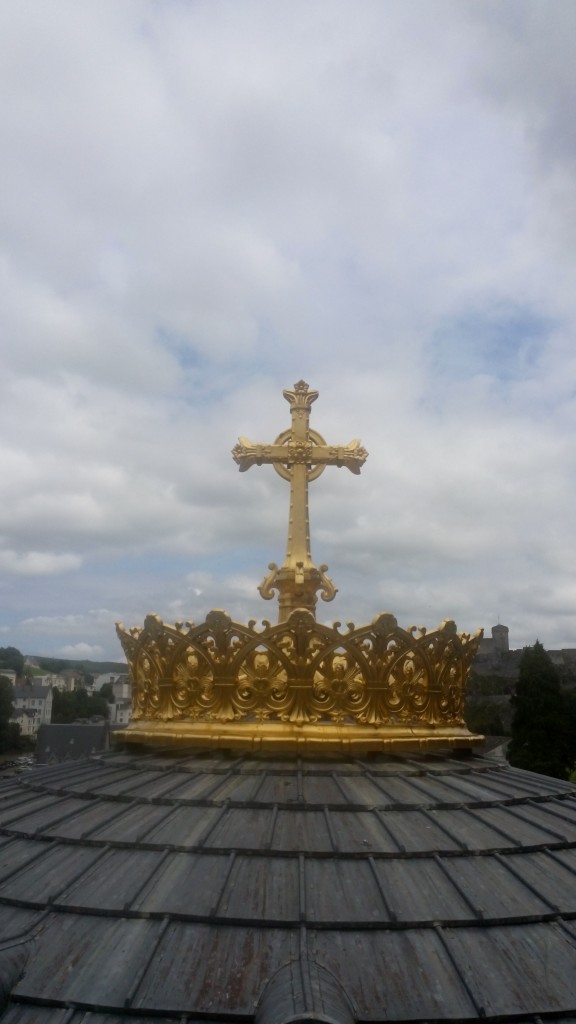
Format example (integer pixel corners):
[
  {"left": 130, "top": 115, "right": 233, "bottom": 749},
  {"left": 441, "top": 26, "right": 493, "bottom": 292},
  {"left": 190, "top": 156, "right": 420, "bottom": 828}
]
[
  {"left": 35, "top": 657, "right": 68, "bottom": 674},
  {"left": 508, "top": 641, "right": 573, "bottom": 779},
  {"left": 465, "top": 700, "right": 507, "bottom": 736},
  {"left": 0, "top": 647, "right": 25, "bottom": 678},
  {"left": 468, "top": 672, "right": 514, "bottom": 698},
  {"left": 99, "top": 682, "right": 115, "bottom": 703},
  {"left": 51, "top": 687, "right": 109, "bottom": 723},
  {"left": 0, "top": 675, "right": 16, "bottom": 753},
  {"left": 50, "top": 689, "right": 75, "bottom": 723}
]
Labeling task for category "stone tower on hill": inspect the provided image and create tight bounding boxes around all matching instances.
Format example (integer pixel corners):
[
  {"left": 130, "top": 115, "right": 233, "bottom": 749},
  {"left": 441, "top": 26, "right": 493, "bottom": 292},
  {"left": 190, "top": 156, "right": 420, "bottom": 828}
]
[{"left": 478, "top": 623, "right": 510, "bottom": 656}]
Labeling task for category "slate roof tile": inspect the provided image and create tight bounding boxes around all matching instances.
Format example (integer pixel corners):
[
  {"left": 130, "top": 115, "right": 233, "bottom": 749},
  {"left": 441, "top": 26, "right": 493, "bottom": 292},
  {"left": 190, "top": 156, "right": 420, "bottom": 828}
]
[{"left": 1, "top": 749, "right": 576, "bottom": 1021}]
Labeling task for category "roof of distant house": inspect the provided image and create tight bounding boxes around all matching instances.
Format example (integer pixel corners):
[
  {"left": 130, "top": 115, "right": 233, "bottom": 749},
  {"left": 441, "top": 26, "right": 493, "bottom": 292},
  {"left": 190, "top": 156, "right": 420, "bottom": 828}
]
[
  {"left": 35, "top": 723, "right": 109, "bottom": 763},
  {"left": 13, "top": 684, "right": 52, "bottom": 700}
]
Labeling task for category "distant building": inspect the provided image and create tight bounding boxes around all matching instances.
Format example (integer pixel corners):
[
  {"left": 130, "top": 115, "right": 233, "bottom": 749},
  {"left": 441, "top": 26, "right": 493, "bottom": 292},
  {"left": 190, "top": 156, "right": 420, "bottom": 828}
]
[
  {"left": 108, "top": 697, "right": 132, "bottom": 726},
  {"left": 0, "top": 668, "right": 17, "bottom": 684},
  {"left": 547, "top": 647, "right": 576, "bottom": 675},
  {"left": 60, "top": 669, "right": 84, "bottom": 692},
  {"left": 24, "top": 666, "right": 81, "bottom": 692},
  {"left": 10, "top": 707, "right": 37, "bottom": 738},
  {"left": 11, "top": 684, "right": 53, "bottom": 736},
  {"left": 93, "top": 672, "right": 123, "bottom": 690},
  {"left": 478, "top": 624, "right": 510, "bottom": 656},
  {"left": 32, "top": 672, "right": 67, "bottom": 690},
  {"left": 474, "top": 624, "right": 576, "bottom": 681},
  {"left": 113, "top": 675, "right": 131, "bottom": 701}
]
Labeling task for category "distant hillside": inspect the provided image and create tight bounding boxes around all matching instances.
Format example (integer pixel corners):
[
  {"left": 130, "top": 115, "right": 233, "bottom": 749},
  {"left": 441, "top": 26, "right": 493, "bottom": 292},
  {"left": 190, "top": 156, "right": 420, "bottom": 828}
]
[{"left": 28, "top": 656, "right": 127, "bottom": 674}]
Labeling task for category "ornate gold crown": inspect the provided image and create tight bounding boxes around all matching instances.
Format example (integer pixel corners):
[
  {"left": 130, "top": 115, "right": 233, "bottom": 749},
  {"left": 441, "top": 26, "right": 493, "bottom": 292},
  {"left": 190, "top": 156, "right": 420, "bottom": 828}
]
[
  {"left": 116, "top": 381, "right": 483, "bottom": 752},
  {"left": 116, "top": 609, "right": 481, "bottom": 752}
]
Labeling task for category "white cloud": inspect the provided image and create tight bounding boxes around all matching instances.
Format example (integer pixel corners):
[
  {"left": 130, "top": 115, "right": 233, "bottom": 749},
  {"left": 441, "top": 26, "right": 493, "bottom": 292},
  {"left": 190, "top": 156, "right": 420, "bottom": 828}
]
[
  {"left": 0, "top": 549, "right": 82, "bottom": 576},
  {"left": 19, "top": 610, "right": 116, "bottom": 633},
  {"left": 57, "top": 642, "right": 105, "bottom": 659},
  {"left": 0, "top": 0, "right": 575, "bottom": 657}
]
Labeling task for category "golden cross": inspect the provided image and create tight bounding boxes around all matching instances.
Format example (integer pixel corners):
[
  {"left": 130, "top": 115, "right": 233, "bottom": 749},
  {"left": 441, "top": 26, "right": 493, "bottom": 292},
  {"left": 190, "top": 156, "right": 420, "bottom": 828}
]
[{"left": 232, "top": 380, "right": 368, "bottom": 621}]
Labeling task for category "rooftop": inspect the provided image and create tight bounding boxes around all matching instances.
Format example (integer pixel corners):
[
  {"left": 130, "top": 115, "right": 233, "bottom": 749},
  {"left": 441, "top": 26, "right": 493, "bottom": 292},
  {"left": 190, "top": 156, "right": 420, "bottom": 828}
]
[{"left": 1, "top": 746, "right": 576, "bottom": 1021}]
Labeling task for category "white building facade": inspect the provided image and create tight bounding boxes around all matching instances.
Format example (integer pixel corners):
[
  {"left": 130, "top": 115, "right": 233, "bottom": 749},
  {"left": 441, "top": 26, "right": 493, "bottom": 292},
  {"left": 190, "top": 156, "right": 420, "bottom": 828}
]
[{"left": 11, "top": 685, "right": 53, "bottom": 737}]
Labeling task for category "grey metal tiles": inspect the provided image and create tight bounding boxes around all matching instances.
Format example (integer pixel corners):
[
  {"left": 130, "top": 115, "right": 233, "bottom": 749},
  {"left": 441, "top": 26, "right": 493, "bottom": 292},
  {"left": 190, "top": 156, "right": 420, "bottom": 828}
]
[
  {"left": 312, "top": 927, "right": 480, "bottom": 1019},
  {"left": 131, "top": 921, "right": 297, "bottom": 1014},
  {"left": 1, "top": 748, "right": 576, "bottom": 1022}
]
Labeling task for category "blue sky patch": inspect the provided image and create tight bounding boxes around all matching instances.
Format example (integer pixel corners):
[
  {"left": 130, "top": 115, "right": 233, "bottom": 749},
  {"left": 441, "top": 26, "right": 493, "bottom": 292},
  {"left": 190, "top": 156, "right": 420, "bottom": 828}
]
[{"left": 430, "top": 304, "right": 553, "bottom": 383}]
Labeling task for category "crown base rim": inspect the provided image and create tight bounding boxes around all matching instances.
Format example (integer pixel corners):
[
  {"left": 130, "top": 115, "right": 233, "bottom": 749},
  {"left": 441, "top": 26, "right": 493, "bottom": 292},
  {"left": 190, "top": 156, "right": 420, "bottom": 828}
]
[{"left": 113, "top": 720, "right": 484, "bottom": 754}]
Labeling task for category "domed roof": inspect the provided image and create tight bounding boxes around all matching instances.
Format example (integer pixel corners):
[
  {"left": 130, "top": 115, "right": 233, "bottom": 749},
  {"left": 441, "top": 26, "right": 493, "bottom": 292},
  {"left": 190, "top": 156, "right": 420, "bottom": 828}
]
[
  {"left": 3, "top": 383, "right": 573, "bottom": 1021},
  {"left": 1, "top": 746, "right": 576, "bottom": 1022}
]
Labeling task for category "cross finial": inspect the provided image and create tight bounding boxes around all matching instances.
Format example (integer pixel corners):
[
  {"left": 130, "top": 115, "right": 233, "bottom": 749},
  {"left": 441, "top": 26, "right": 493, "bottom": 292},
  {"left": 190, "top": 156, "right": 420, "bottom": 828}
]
[{"left": 232, "top": 381, "right": 368, "bottom": 622}]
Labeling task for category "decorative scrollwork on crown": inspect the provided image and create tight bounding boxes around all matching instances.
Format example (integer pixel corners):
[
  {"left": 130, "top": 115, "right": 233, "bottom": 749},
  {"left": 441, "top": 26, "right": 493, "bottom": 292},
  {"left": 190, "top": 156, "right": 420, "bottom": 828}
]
[{"left": 116, "top": 610, "right": 482, "bottom": 733}]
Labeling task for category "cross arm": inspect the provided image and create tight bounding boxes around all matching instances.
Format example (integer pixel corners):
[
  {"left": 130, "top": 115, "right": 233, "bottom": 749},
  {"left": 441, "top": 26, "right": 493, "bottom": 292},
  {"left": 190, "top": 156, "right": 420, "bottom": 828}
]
[
  {"left": 324, "top": 439, "right": 369, "bottom": 474},
  {"left": 232, "top": 437, "right": 273, "bottom": 472},
  {"left": 232, "top": 437, "right": 368, "bottom": 474}
]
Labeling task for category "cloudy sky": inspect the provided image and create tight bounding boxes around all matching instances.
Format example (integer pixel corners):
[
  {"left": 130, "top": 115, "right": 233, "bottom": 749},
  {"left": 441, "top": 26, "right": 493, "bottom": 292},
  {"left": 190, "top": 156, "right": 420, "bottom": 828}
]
[{"left": 1, "top": 0, "right": 575, "bottom": 662}]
